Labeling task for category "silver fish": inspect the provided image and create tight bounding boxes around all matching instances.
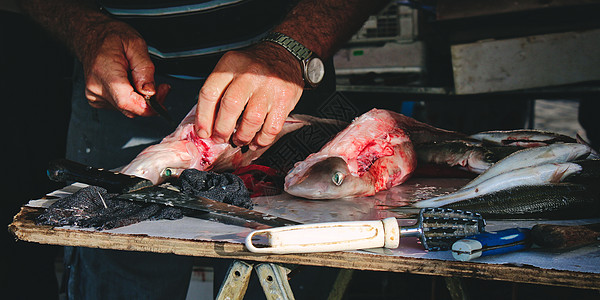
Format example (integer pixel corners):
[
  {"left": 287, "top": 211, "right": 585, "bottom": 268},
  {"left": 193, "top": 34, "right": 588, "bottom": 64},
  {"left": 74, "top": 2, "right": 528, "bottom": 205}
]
[
  {"left": 413, "top": 162, "right": 583, "bottom": 208},
  {"left": 469, "top": 129, "right": 576, "bottom": 147},
  {"left": 460, "top": 143, "right": 591, "bottom": 190}
]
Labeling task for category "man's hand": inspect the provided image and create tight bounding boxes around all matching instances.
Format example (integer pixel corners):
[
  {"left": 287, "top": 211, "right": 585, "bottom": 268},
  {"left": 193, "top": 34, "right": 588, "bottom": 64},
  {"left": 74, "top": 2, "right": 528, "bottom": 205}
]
[
  {"left": 81, "top": 21, "right": 168, "bottom": 118},
  {"left": 195, "top": 42, "right": 304, "bottom": 149},
  {"left": 193, "top": 0, "right": 390, "bottom": 149},
  {"left": 18, "top": 0, "right": 169, "bottom": 118}
]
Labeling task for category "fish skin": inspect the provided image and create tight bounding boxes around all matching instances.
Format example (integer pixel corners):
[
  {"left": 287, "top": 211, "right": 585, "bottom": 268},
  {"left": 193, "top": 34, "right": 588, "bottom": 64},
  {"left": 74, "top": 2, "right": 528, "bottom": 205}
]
[
  {"left": 443, "top": 183, "right": 600, "bottom": 219},
  {"left": 460, "top": 143, "right": 591, "bottom": 190},
  {"left": 469, "top": 129, "right": 577, "bottom": 147},
  {"left": 284, "top": 109, "right": 463, "bottom": 199},
  {"left": 121, "top": 105, "right": 326, "bottom": 185},
  {"left": 413, "top": 162, "right": 583, "bottom": 208}
]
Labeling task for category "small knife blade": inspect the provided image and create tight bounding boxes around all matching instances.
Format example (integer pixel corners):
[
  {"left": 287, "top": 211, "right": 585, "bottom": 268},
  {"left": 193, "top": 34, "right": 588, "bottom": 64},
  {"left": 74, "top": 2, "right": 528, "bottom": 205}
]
[
  {"left": 144, "top": 95, "right": 177, "bottom": 128},
  {"left": 47, "top": 159, "right": 299, "bottom": 229}
]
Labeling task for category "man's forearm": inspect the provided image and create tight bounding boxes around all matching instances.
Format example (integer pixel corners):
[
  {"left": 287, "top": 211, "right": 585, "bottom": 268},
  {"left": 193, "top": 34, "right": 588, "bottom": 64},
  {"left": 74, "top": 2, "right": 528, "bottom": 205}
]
[
  {"left": 17, "top": 0, "right": 116, "bottom": 63},
  {"left": 274, "top": 0, "right": 391, "bottom": 59}
]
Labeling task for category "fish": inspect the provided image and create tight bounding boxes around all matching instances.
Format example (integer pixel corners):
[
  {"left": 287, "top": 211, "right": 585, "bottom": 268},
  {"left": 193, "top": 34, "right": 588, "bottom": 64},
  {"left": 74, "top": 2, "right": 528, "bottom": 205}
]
[
  {"left": 284, "top": 108, "right": 464, "bottom": 199},
  {"left": 413, "top": 162, "right": 584, "bottom": 208},
  {"left": 415, "top": 140, "right": 519, "bottom": 174},
  {"left": 564, "top": 159, "right": 600, "bottom": 184},
  {"left": 469, "top": 129, "right": 577, "bottom": 147},
  {"left": 460, "top": 143, "right": 591, "bottom": 190},
  {"left": 443, "top": 183, "right": 600, "bottom": 219},
  {"left": 121, "top": 105, "right": 338, "bottom": 185}
]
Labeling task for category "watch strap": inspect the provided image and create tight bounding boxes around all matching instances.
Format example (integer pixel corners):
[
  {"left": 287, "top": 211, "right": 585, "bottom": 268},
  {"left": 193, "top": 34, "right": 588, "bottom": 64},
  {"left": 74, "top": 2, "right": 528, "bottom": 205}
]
[{"left": 262, "top": 32, "right": 313, "bottom": 61}]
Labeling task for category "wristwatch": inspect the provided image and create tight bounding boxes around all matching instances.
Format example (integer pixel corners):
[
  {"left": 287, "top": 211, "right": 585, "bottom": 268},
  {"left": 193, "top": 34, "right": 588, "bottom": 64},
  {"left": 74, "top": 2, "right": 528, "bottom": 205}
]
[{"left": 262, "top": 32, "right": 325, "bottom": 88}]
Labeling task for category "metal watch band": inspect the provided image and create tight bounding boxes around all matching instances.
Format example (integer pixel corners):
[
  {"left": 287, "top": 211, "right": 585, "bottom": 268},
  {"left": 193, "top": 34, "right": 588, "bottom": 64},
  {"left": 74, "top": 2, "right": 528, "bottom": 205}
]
[{"left": 261, "top": 32, "right": 313, "bottom": 61}]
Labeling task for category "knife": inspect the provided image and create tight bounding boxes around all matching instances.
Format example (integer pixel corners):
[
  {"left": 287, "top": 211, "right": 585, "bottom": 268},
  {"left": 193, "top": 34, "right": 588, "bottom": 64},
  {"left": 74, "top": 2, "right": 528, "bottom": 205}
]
[
  {"left": 144, "top": 95, "right": 177, "bottom": 129},
  {"left": 47, "top": 159, "right": 299, "bottom": 229},
  {"left": 451, "top": 228, "right": 531, "bottom": 261},
  {"left": 452, "top": 223, "right": 600, "bottom": 261}
]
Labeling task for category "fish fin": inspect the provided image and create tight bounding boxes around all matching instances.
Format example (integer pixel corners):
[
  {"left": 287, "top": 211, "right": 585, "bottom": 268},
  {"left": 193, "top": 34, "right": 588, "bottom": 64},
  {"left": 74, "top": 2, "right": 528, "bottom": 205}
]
[{"left": 550, "top": 165, "right": 571, "bottom": 183}]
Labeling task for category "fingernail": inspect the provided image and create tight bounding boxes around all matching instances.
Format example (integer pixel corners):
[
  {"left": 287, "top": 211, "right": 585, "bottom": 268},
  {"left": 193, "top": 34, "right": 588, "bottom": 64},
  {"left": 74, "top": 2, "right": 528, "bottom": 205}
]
[
  {"left": 197, "top": 129, "right": 209, "bottom": 139},
  {"left": 231, "top": 136, "right": 248, "bottom": 147},
  {"left": 142, "top": 82, "right": 155, "bottom": 93}
]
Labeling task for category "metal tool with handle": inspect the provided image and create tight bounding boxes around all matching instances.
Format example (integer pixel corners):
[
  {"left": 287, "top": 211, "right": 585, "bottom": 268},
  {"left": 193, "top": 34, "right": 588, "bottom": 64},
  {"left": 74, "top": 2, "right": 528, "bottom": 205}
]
[
  {"left": 451, "top": 222, "right": 600, "bottom": 261},
  {"left": 245, "top": 208, "right": 485, "bottom": 254},
  {"left": 47, "top": 159, "right": 153, "bottom": 194},
  {"left": 452, "top": 228, "right": 531, "bottom": 261}
]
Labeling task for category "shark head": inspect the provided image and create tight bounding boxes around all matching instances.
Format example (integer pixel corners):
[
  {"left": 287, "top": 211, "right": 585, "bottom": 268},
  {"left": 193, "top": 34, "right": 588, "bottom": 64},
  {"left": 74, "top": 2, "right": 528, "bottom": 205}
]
[{"left": 284, "top": 157, "right": 373, "bottom": 199}]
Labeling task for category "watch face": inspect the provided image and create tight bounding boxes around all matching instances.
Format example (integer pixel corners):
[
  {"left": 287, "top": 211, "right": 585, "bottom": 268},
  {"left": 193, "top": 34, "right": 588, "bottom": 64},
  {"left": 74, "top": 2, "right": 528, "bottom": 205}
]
[{"left": 306, "top": 57, "right": 325, "bottom": 86}]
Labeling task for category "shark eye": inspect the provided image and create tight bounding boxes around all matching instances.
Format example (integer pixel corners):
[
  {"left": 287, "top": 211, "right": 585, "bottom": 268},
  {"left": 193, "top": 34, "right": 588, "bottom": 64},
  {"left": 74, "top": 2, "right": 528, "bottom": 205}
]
[
  {"left": 161, "top": 168, "right": 173, "bottom": 178},
  {"left": 332, "top": 172, "right": 345, "bottom": 186}
]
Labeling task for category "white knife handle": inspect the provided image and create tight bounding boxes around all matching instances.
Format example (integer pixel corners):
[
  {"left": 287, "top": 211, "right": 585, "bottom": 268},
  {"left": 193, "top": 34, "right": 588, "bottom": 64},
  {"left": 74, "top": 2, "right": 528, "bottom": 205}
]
[{"left": 245, "top": 217, "right": 399, "bottom": 254}]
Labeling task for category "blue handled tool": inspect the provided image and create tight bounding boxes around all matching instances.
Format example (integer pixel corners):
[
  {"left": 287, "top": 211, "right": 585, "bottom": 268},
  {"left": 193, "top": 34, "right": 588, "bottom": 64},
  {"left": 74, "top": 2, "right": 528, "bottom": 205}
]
[{"left": 451, "top": 228, "right": 531, "bottom": 261}]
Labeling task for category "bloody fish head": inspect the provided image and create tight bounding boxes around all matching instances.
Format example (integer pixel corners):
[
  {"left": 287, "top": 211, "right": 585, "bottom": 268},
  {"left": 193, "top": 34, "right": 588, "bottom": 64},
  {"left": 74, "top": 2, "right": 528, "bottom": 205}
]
[{"left": 284, "top": 157, "right": 374, "bottom": 199}]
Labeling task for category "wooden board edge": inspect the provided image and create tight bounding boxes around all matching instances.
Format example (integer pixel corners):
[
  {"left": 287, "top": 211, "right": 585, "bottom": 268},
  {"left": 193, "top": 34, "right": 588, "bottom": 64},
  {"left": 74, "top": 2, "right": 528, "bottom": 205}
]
[{"left": 9, "top": 206, "right": 600, "bottom": 290}]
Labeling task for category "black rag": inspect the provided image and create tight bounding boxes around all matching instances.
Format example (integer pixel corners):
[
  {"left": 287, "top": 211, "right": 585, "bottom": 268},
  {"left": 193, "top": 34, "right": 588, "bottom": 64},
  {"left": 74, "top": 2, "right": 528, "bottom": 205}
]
[
  {"left": 178, "top": 169, "right": 253, "bottom": 209},
  {"left": 36, "top": 170, "right": 252, "bottom": 230}
]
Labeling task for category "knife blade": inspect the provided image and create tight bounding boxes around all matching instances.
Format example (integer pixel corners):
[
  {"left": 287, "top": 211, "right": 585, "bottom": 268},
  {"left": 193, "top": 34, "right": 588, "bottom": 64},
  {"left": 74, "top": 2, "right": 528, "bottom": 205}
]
[
  {"left": 144, "top": 95, "right": 177, "bottom": 129},
  {"left": 47, "top": 159, "right": 299, "bottom": 229}
]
